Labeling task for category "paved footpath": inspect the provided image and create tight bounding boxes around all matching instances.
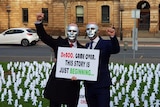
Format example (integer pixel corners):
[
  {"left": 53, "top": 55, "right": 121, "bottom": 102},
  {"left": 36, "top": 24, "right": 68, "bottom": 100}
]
[
  {"left": 37, "top": 36, "right": 160, "bottom": 47},
  {"left": 37, "top": 36, "right": 160, "bottom": 64},
  {"left": 120, "top": 37, "right": 160, "bottom": 47},
  {"left": 1, "top": 36, "right": 159, "bottom": 63}
]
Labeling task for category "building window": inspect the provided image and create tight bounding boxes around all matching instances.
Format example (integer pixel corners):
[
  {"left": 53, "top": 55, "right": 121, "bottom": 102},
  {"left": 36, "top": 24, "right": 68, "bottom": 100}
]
[
  {"left": 76, "top": 6, "right": 84, "bottom": 23},
  {"left": 42, "top": 8, "right": 48, "bottom": 23},
  {"left": 22, "top": 8, "right": 28, "bottom": 23},
  {"left": 101, "top": 5, "right": 110, "bottom": 23}
]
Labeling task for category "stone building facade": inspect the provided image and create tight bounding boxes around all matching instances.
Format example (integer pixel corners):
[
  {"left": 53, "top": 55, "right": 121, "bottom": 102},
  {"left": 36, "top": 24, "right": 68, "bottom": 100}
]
[{"left": 0, "top": 0, "right": 160, "bottom": 38}]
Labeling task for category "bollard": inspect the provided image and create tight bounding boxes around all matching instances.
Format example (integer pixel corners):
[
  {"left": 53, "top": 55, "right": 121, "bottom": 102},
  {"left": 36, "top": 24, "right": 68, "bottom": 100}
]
[
  {"left": 124, "top": 41, "right": 128, "bottom": 51},
  {"left": 123, "top": 41, "right": 128, "bottom": 65}
]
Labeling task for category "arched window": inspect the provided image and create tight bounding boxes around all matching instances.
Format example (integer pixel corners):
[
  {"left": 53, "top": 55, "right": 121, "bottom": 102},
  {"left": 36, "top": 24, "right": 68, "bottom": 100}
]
[
  {"left": 101, "top": 5, "right": 110, "bottom": 23},
  {"left": 137, "top": 1, "right": 150, "bottom": 9},
  {"left": 76, "top": 6, "right": 84, "bottom": 23},
  {"left": 137, "top": 1, "right": 150, "bottom": 30}
]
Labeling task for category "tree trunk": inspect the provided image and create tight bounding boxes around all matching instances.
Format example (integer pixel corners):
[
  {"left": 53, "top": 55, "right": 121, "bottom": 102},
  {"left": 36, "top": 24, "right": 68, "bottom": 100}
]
[{"left": 63, "top": 0, "right": 68, "bottom": 37}]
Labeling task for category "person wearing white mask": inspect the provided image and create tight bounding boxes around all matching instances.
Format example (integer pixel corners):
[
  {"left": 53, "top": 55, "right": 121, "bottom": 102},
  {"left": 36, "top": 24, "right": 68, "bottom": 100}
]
[
  {"left": 35, "top": 13, "right": 85, "bottom": 107},
  {"left": 84, "top": 22, "right": 120, "bottom": 107}
]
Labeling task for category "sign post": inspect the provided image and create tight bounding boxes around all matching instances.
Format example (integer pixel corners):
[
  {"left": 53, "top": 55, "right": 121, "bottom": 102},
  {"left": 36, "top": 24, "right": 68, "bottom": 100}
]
[{"left": 131, "top": 9, "right": 140, "bottom": 59}]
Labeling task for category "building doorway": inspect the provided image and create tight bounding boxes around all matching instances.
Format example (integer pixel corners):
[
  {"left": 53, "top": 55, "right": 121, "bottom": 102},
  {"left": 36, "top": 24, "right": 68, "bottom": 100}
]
[{"left": 137, "top": 1, "right": 150, "bottom": 30}]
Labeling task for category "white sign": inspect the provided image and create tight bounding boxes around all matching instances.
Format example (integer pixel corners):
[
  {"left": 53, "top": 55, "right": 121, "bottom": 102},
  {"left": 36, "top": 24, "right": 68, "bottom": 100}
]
[
  {"left": 56, "top": 47, "right": 100, "bottom": 81},
  {"left": 78, "top": 82, "right": 88, "bottom": 107},
  {"left": 131, "top": 9, "right": 140, "bottom": 19}
]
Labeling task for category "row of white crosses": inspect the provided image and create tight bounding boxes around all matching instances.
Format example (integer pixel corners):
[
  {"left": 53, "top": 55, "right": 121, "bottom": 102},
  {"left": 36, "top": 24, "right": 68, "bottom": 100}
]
[
  {"left": 0, "top": 61, "right": 160, "bottom": 107},
  {"left": 109, "top": 62, "right": 160, "bottom": 107},
  {"left": 0, "top": 61, "right": 53, "bottom": 107}
]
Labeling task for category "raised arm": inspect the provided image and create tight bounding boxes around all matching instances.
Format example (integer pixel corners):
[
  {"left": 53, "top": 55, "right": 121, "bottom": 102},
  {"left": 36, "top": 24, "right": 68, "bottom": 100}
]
[
  {"left": 106, "top": 27, "right": 120, "bottom": 54},
  {"left": 35, "top": 13, "right": 57, "bottom": 48}
]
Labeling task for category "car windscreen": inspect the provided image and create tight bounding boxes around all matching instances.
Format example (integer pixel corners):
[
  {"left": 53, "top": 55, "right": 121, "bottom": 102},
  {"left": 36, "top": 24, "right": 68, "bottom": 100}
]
[{"left": 27, "top": 29, "right": 37, "bottom": 33}]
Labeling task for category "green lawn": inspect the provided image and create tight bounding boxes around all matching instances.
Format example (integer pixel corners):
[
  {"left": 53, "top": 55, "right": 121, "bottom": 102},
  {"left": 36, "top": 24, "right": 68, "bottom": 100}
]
[{"left": 0, "top": 61, "right": 159, "bottom": 107}]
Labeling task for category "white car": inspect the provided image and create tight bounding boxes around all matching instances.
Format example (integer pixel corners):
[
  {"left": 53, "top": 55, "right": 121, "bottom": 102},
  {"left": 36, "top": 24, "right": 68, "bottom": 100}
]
[{"left": 0, "top": 28, "right": 39, "bottom": 46}]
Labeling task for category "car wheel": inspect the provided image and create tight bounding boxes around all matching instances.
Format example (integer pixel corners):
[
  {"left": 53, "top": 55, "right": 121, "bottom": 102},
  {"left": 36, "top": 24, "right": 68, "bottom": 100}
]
[{"left": 21, "top": 39, "right": 29, "bottom": 46}]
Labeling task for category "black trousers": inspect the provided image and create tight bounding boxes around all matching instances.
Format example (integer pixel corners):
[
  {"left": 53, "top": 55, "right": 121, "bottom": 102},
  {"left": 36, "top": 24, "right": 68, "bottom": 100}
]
[{"left": 85, "top": 86, "right": 110, "bottom": 107}]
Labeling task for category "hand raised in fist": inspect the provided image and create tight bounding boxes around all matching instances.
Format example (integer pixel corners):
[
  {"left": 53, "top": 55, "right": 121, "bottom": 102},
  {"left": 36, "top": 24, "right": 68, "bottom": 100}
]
[
  {"left": 106, "top": 27, "right": 116, "bottom": 37},
  {"left": 36, "top": 13, "right": 44, "bottom": 21}
]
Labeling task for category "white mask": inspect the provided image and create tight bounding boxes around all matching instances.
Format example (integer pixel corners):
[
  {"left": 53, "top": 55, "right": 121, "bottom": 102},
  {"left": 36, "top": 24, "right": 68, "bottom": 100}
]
[
  {"left": 86, "top": 23, "right": 98, "bottom": 38},
  {"left": 67, "top": 24, "right": 79, "bottom": 40}
]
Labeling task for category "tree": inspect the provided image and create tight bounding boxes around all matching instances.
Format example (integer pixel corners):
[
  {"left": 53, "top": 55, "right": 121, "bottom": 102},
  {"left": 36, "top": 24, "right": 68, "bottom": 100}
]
[{"left": 52, "top": 0, "right": 76, "bottom": 36}]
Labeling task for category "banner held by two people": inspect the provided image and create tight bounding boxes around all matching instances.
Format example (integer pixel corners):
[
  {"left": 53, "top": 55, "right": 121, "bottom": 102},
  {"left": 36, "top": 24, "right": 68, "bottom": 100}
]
[{"left": 56, "top": 47, "right": 100, "bottom": 81}]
